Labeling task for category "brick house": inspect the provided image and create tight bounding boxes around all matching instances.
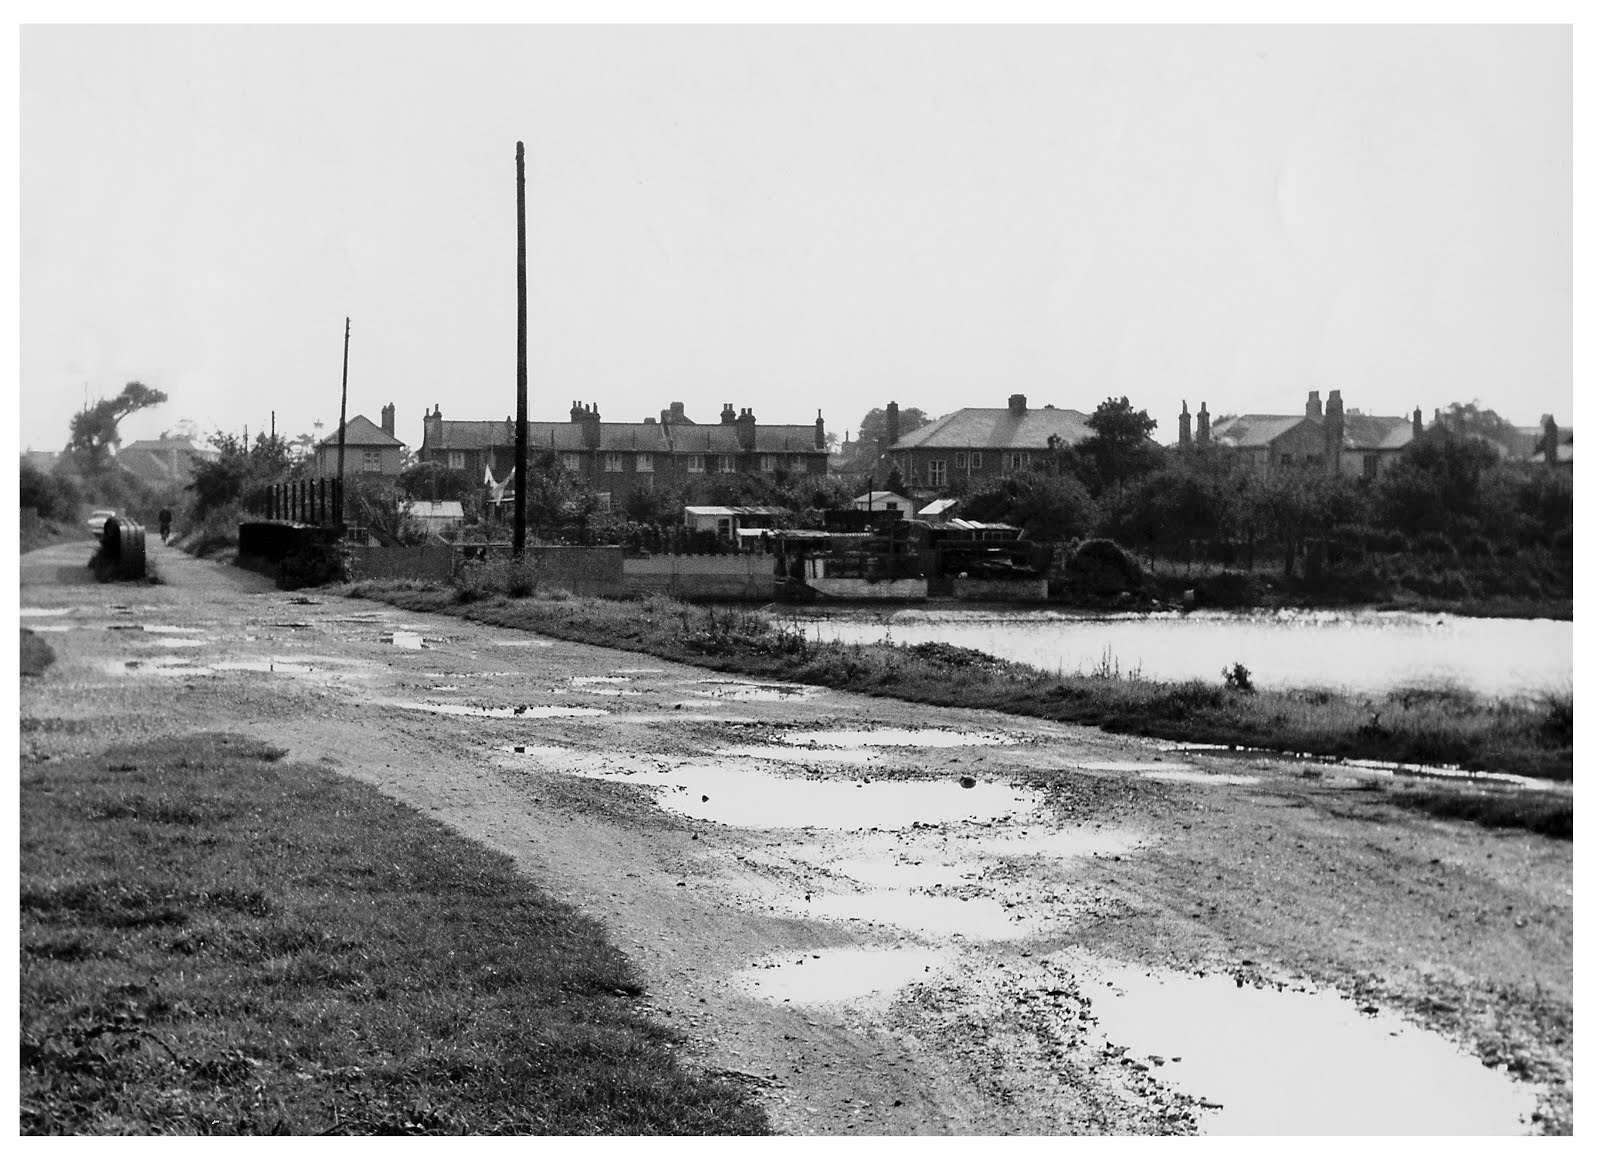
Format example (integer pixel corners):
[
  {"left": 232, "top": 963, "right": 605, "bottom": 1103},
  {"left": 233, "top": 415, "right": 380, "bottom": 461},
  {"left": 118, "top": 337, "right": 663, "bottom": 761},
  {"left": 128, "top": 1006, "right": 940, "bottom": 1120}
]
[
  {"left": 114, "top": 436, "right": 220, "bottom": 488},
  {"left": 1182, "top": 391, "right": 1423, "bottom": 478},
  {"left": 883, "top": 395, "right": 1094, "bottom": 494},
  {"left": 417, "top": 400, "right": 829, "bottom": 507},
  {"left": 313, "top": 405, "right": 407, "bottom": 478}
]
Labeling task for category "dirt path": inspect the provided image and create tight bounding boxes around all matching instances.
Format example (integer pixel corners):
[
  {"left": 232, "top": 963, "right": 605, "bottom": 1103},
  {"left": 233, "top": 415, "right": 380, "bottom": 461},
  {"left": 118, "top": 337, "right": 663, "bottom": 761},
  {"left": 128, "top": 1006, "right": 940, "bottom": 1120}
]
[{"left": 18, "top": 541, "right": 1571, "bottom": 1134}]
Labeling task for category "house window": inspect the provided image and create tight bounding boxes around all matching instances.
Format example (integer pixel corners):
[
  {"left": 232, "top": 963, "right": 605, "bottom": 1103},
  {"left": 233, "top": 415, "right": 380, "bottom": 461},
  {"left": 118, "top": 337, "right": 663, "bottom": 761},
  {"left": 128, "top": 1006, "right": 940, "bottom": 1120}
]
[
  {"left": 1363, "top": 453, "right": 1380, "bottom": 478},
  {"left": 760, "top": 454, "right": 777, "bottom": 472},
  {"left": 362, "top": 450, "right": 382, "bottom": 472},
  {"left": 928, "top": 459, "right": 947, "bottom": 487},
  {"left": 718, "top": 455, "right": 736, "bottom": 473},
  {"left": 636, "top": 453, "right": 654, "bottom": 472},
  {"left": 1007, "top": 452, "right": 1028, "bottom": 471},
  {"left": 791, "top": 455, "right": 807, "bottom": 472},
  {"left": 604, "top": 452, "right": 624, "bottom": 472},
  {"left": 970, "top": 451, "right": 982, "bottom": 469},
  {"left": 687, "top": 455, "right": 705, "bottom": 474},
  {"left": 447, "top": 450, "right": 466, "bottom": 470},
  {"left": 954, "top": 452, "right": 966, "bottom": 469},
  {"left": 562, "top": 453, "right": 582, "bottom": 472}
]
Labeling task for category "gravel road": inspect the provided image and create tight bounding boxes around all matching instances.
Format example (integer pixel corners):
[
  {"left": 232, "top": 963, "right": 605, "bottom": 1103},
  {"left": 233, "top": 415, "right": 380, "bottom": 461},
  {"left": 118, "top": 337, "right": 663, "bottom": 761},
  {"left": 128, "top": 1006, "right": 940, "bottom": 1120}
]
[{"left": 18, "top": 540, "right": 1572, "bottom": 1134}]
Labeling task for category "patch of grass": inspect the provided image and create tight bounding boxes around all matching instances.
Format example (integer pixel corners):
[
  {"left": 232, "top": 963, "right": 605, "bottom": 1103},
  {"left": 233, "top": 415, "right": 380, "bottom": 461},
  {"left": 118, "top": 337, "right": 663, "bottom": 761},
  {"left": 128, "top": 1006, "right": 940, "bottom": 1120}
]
[
  {"left": 20, "top": 732, "right": 768, "bottom": 1136},
  {"left": 343, "top": 581, "right": 1574, "bottom": 788},
  {"left": 1390, "top": 787, "right": 1572, "bottom": 841}
]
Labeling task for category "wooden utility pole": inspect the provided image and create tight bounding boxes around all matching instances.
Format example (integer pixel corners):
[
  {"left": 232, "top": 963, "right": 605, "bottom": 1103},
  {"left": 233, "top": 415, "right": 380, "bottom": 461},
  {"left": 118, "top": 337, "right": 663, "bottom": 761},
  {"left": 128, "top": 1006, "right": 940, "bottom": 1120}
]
[
  {"left": 336, "top": 317, "right": 350, "bottom": 527},
  {"left": 514, "top": 141, "right": 529, "bottom": 556}
]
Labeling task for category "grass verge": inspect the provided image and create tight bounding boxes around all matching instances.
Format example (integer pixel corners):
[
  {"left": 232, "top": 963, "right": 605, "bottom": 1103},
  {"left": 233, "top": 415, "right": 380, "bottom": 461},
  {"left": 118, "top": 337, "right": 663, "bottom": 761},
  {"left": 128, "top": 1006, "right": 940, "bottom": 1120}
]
[
  {"left": 20, "top": 733, "right": 769, "bottom": 1135},
  {"left": 21, "top": 628, "right": 57, "bottom": 676},
  {"left": 1389, "top": 787, "right": 1572, "bottom": 840},
  {"left": 345, "top": 581, "right": 1573, "bottom": 786}
]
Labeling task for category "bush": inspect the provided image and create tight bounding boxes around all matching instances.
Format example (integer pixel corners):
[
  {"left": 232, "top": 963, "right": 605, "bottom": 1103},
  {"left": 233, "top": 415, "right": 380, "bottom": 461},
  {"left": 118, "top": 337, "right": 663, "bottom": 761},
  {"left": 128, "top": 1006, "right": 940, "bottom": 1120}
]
[
  {"left": 1458, "top": 533, "right": 1494, "bottom": 558},
  {"left": 278, "top": 540, "right": 345, "bottom": 590},
  {"left": 453, "top": 555, "right": 543, "bottom": 601},
  {"left": 1066, "top": 538, "right": 1145, "bottom": 595},
  {"left": 1194, "top": 570, "right": 1258, "bottom": 607},
  {"left": 1413, "top": 531, "right": 1457, "bottom": 557},
  {"left": 1222, "top": 662, "right": 1253, "bottom": 692},
  {"left": 19, "top": 462, "right": 82, "bottom": 522}
]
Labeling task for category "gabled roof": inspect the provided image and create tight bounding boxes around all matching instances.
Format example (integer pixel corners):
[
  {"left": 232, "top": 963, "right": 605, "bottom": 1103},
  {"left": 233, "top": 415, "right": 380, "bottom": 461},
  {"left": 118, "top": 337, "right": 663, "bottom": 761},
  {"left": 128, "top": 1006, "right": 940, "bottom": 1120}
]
[
  {"left": 317, "top": 414, "right": 405, "bottom": 449},
  {"left": 1340, "top": 415, "right": 1415, "bottom": 451},
  {"left": 1208, "top": 414, "right": 1316, "bottom": 449},
  {"left": 890, "top": 406, "right": 1093, "bottom": 452}
]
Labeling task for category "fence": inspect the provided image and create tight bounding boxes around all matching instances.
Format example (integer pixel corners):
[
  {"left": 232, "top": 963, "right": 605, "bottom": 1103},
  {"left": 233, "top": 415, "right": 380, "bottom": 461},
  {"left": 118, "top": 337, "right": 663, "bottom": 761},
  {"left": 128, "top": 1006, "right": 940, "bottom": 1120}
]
[{"left": 259, "top": 478, "right": 345, "bottom": 527}]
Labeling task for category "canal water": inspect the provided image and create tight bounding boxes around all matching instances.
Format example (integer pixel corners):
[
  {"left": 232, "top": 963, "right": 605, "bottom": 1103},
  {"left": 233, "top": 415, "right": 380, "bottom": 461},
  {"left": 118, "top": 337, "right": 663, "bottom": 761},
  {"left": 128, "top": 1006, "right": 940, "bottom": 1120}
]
[{"left": 781, "top": 608, "right": 1571, "bottom": 699}]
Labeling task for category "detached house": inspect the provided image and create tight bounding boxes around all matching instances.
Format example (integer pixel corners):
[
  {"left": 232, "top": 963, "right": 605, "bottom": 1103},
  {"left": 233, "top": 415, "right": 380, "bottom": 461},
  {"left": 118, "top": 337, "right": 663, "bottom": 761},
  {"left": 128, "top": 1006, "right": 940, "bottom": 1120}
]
[
  {"left": 884, "top": 395, "right": 1095, "bottom": 492},
  {"left": 313, "top": 404, "right": 407, "bottom": 479},
  {"left": 417, "top": 400, "right": 830, "bottom": 506},
  {"left": 1181, "top": 390, "right": 1422, "bottom": 478},
  {"left": 116, "top": 436, "right": 220, "bottom": 488}
]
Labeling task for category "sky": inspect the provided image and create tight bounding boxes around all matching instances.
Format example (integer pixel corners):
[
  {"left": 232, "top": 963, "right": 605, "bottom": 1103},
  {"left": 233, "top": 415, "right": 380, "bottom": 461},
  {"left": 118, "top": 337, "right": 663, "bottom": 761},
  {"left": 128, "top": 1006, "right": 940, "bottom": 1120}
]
[{"left": 18, "top": 21, "right": 1574, "bottom": 455}]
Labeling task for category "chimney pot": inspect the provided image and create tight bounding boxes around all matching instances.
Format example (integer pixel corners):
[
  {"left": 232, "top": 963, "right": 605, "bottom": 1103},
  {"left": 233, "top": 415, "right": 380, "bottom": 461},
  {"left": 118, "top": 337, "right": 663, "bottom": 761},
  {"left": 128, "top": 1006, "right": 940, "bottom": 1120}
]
[{"left": 1008, "top": 394, "right": 1027, "bottom": 416}]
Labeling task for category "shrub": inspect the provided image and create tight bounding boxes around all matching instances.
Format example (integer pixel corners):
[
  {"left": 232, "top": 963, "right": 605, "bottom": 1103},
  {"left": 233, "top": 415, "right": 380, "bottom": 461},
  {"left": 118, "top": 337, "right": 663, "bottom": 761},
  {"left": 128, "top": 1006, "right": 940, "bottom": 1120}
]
[
  {"left": 1066, "top": 538, "right": 1145, "bottom": 595},
  {"left": 1195, "top": 570, "right": 1258, "bottom": 607},
  {"left": 1222, "top": 662, "right": 1254, "bottom": 692},
  {"left": 1458, "top": 533, "right": 1494, "bottom": 558},
  {"left": 19, "top": 462, "right": 82, "bottom": 522},
  {"left": 1413, "top": 531, "right": 1456, "bottom": 557},
  {"left": 277, "top": 540, "right": 345, "bottom": 590}
]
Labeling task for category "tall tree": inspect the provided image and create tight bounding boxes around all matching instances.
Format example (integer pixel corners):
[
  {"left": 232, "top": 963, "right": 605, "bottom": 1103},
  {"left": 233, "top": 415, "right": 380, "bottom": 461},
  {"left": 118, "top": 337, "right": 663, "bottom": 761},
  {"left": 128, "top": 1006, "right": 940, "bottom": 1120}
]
[
  {"left": 1076, "top": 396, "right": 1163, "bottom": 495},
  {"left": 65, "top": 381, "right": 168, "bottom": 468}
]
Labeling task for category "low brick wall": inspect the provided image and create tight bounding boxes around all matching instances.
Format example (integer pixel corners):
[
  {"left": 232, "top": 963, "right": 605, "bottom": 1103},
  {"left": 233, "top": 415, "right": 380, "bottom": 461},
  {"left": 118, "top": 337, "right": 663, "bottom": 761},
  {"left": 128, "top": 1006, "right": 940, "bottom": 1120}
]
[
  {"left": 951, "top": 576, "right": 1049, "bottom": 603},
  {"left": 519, "top": 546, "right": 625, "bottom": 597},
  {"left": 623, "top": 554, "right": 777, "bottom": 600}
]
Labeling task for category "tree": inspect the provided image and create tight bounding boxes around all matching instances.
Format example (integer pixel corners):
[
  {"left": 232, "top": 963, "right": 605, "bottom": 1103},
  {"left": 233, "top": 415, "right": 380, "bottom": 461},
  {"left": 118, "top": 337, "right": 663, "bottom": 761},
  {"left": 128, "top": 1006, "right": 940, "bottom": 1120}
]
[
  {"left": 1439, "top": 400, "right": 1515, "bottom": 447},
  {"left": 185, "top": 430, "right": 294, "bottom": 520},
  {"left": 1376, "top": 426, "right": 1501, "bottom": 536},
  {"left": 66, "top": 381, "right": 168, "bottom": 468},
  {"left": 1076, "top": 397, "right": 1164, "bottom": 495},
  {"left": 398, "top": 461, "right": 475, "bottom": 504},
  {"left": 856, "top": 406, "right": 929, "bottom": 450}
]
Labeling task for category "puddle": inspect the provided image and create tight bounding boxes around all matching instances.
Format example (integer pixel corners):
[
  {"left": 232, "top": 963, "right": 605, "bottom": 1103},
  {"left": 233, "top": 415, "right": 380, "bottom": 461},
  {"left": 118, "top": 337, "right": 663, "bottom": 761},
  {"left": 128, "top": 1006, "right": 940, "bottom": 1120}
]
[
  {"left": 491, "top": 639, "right": 555, "bottom": 648},
  {"left": 502, "top": 744, "right": 578, "bottom": 759},
  {"left": 139, "top": 624, "right": 194, "bottom": 634},
  {"left": 693, "top": 680, "right": 820, "bottom": 702},
  {"left": 26, "top": 625, "right": 71, "bottom": 633},
  {"left": 1154, "top": 741, "right": 1542, "bottom": 788},
  {"left": 721, "top": 745, "right": 885, "bottom": 766},
  {"left": 732, "top": 946, "right": 954, "bottom": 1009},
  {"left": 19, "top": 607, "right": 74, "bottom": 617},
  {"left": 562, "top": 765, "right": 1041, "bottom": 830},
  {"left": 385, "top": 632, "right": 426, "bottom": 649},
  {"left": 798, "top": 890, "right": 1041, "bottom": 940},
  {"left": 1064, "top": 955, "right": 1540, "bottom": 1135},
  {"left": 102, "top": 658, "right": 214, "bottom": 677},
  {"left": 570, "top": 676, "right": 632, "bottom": 685},
  {"left": 213, "top": 660, "right": 316, "bottom": 674},
  {"left": 400, "top": 702, "right": 609, "bottom": 719},
  {"left": 615, "top": 668, "right": 664, "bottom": 674},
  {"left": 784, "top": 728, "right": 1019, "bottom": 749},
  {"left": 1074, "top": 761, "right": 1259, "bottom": 787},
  {"left": 152, "top": 638, "right": 206, "bottom": 648}
]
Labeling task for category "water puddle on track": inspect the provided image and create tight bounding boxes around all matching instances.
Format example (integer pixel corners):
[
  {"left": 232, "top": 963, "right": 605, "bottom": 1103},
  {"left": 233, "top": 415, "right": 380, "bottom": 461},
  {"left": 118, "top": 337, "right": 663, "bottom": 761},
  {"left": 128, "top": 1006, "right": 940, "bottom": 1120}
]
[
  {"left": 691, "top": 680, "right": 821, "bottom": 702},
  {"left": 384, "top": 631, "right": 426, "bottom": 649},
  {"left": 784, "top": 728, "right": 1019, "bottom": 749},
  {"left": 1063, "top": 954, "right": 1540, "bottom": 1135},
  {"left": 719, "top": 745, "right": 885, "bottom": 766},
  {"left": 1074, "top": 760, "right": 1261, "bottom": 787},
  {"left": 559, "top": 764, "right": 1040, "bottom": 830},
  {"left": 20, "top": 607, "right": 74, "bottom": 617},
  {"left": 400, "top": 702, "right": 609, "bottom": 719},
  {"left": 732, "top": 946, "right": 954, "bottom": 1009}
]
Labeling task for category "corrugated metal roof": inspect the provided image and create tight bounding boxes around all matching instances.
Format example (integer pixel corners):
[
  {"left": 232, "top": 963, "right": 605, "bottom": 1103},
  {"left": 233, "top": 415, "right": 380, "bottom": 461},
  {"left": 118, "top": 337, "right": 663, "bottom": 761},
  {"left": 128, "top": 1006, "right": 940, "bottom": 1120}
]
[{"left": 890, "top": 406, "right": 1093, "bottom": 451}]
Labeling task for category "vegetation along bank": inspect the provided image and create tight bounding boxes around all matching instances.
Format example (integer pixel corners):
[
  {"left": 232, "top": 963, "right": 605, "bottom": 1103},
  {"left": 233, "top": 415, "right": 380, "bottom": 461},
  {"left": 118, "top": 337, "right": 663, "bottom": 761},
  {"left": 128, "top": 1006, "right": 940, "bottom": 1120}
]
[{"left": 347, "top": 572, "right": 1573, "bottom": 788}]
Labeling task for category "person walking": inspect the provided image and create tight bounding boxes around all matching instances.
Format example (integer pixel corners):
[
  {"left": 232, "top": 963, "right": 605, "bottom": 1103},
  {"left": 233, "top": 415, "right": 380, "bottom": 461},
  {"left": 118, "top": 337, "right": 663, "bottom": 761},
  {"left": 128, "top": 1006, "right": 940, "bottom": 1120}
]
[{"left": 158, "top": 508, "right": 173, "bottom": 544}]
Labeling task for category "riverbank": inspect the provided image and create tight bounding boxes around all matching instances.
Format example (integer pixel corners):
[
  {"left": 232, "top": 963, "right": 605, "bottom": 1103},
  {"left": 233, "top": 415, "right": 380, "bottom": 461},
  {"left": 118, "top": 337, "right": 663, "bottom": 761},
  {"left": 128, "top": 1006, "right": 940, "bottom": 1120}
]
[{"left": 345, "top": 580, "right": 1573, "bottom": 786}]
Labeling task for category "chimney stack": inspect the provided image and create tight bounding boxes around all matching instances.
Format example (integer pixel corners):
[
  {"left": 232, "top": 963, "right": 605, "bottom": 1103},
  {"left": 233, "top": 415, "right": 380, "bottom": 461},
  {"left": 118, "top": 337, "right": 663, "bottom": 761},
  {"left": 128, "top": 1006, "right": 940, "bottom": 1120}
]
[
  {"left": 735, "top": 406, "right": 757, "bottom": 450},
  {"left": 1197, "top": 402, "right": 1210, "bottom": 444},
  {"left": 1008, "top": 394, "right": 1028, "bottom": 416},
  {"left": 424, "top": 404, "right": 443, "bottom": 452},
  {"left": 1179, "top": 400, "right": 1192, "bottom": 447},
  {"left": 1413, "top": 408, "right": 1424, "bottom": 440},
  {"left": 1324, "top": 389, "right": 1345, "bottom": 474},
  {"left": 381, "top": 402, "right": 395, "bottom": 436},
  {"left": 1543, "top": 414, "right": 1559, "bottom": 465},
  {"left": 720, "top": 402, "right": 737, "bottom": 425},
  {"left": 1306, "top": 390, "right": 1323, "bottom": 419},
  {"left": 885, "top": 401, "right": 900, "bottom": 449},
  {"left": 815, "top": 410, "right": 826, "bottom": 451}
]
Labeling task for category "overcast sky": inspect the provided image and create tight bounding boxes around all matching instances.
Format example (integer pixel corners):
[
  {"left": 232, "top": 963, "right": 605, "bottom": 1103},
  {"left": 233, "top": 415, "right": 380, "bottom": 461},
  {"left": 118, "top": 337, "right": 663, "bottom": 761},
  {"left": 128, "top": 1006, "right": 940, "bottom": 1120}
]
[{"left": 19, "top": 23, "right": 1572, "bottom": 454}]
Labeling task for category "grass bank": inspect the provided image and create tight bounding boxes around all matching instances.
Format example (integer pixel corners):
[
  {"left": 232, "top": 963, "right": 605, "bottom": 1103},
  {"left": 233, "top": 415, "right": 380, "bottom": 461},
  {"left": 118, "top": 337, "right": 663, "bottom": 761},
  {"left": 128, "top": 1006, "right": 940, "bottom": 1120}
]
[
  {"left": 345, "top": 580, "right": 1572, "bottom": 785},
  {"left": 20, "top": 732, "right": 769, "bottom": 1135}
]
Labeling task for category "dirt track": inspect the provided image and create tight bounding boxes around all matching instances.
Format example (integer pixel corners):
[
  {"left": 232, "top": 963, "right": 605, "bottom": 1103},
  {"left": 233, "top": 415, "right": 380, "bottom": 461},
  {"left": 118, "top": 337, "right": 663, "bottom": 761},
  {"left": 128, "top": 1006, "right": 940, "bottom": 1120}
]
[{"left": 17, "top": 541, "right": 1572, "bottom": 1134}]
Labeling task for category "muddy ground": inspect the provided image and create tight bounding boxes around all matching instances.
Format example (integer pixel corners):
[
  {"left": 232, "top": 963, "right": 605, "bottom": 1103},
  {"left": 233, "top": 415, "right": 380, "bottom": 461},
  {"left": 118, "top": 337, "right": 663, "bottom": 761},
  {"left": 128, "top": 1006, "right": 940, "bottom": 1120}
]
[{"left": 16, "top": 541, "right": 1572, "bottom": 1135}]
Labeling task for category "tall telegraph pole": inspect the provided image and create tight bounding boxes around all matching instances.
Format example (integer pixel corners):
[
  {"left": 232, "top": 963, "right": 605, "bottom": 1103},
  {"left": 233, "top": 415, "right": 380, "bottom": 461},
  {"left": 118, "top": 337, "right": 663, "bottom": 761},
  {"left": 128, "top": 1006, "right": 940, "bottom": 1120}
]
[
  {"left": 336, "top": 317, "right": 350, "bottom": 528},
  {"left": 514, "top": 141, "right": 529, "bottom": 556}
]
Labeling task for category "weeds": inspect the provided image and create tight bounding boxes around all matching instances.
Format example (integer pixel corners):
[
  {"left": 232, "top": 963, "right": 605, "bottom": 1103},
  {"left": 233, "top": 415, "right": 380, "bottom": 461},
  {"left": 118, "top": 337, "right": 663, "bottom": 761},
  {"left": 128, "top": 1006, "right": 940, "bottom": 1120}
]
[{"left": 1222, "top": 662, "right": 1254, "bottom": 692}]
